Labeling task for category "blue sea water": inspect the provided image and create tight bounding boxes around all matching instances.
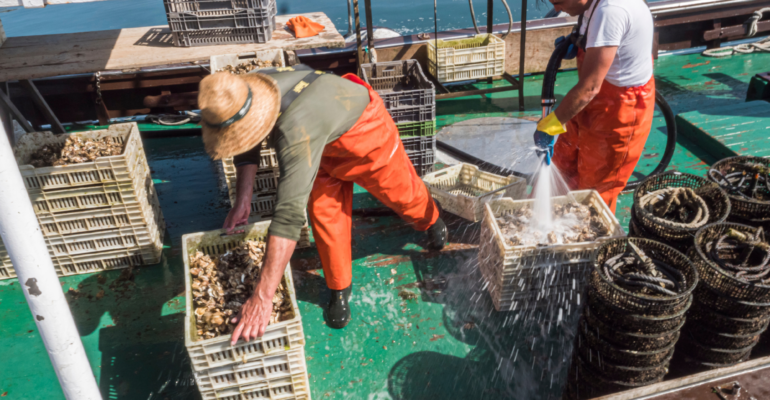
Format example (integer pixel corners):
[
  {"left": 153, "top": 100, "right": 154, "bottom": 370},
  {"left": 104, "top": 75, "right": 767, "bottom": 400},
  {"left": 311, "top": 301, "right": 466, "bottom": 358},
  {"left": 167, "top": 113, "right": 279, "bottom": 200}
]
[{"left": 0, "top": 0, "right": 554, "bottom": 37}]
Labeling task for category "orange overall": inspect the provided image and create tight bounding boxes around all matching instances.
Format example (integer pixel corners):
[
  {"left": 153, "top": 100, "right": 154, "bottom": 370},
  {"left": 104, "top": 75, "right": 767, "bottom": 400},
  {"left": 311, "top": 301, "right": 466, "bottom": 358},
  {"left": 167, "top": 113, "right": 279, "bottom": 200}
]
[
  {"left": 308, "top": 74, "right": 440, "bottom": 290},
  {"left": 552, "top": 50, "right": 656, "bottom": 213}
]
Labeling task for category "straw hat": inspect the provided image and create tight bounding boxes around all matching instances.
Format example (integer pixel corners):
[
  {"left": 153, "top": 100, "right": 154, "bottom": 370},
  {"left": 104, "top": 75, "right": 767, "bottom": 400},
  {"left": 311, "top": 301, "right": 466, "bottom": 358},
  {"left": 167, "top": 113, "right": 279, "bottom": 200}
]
[{"left": 199, "top": 72, "right": 281, "bottom": 160}]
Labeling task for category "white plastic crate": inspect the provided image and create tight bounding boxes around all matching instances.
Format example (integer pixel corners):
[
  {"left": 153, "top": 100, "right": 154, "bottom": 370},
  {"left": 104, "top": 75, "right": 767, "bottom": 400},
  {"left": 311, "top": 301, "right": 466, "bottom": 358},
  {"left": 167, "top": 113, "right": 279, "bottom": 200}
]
[
  {"left": 14, "top": 123, "right": 148, "bottom": 192},
  {"left": 423, "top": 163, "right": 527, "bottom": 222},
  {"left": 427, "top": 34, "right": 506, "bottom": 83},
  {"left": 478, "top": 190, "right": 626, "bottom": 311},
  {"left": 431, "top": 59, "right": 505, "bottom": 83},
  {"left": 222, "top": 148, "right": 279, "bottom": 203},
  {"left": 54, "top": 241, "right": 163, "bottom": 276},
  {"left": 195, "top": 348, "right": 307, "bottom": 392},
  {"left": 200, "top": 372, "right": 310, "bottom": 400},
  {"left": 0, "top": 243, "right": 14, "bottom": 280},
  {"left": 210, "top": 48, "right": 285, "bottom": 73},
  {"left": 182, "top": 222, "right": 306, "bottom": 380}
]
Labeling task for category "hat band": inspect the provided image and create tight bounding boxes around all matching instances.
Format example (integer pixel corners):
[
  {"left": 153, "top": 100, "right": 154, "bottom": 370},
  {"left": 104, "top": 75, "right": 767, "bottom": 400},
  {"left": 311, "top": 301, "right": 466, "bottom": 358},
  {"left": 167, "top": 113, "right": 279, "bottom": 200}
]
[{"left": 205, "top": 87, "right": 253, "bottom": 129}]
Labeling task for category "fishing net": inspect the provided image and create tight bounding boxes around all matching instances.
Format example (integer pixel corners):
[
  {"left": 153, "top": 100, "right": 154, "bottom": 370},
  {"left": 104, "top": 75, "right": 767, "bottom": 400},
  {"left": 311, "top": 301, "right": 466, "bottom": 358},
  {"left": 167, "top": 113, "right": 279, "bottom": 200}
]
[
  {"left": 590, "top": 238, "right": 697, "bottom": 315},
  {"left": 692, "top": 283, "right": 770, "bottom": 319},
  {"left": 634, "top": 172, "right": 730, "bottom": 242},
  {"left": 687, "top": 298, "right": 770, "bottom": 334},
  {"left": 691, "top": 222, "right": 770, "bottom": 301},
  {"left": 709, "top": 156, "right": 770, "bottom": 221},
  {"left": 587, "top": 289, "right": 690, "bottom": 334}
]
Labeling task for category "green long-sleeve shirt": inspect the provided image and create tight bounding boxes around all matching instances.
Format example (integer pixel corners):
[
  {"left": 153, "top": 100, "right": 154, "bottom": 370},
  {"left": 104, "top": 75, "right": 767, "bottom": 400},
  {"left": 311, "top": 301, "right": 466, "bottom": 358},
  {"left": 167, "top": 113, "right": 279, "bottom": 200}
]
[{"left": 234, "top": 67, "right": 370, "bottom": 241}]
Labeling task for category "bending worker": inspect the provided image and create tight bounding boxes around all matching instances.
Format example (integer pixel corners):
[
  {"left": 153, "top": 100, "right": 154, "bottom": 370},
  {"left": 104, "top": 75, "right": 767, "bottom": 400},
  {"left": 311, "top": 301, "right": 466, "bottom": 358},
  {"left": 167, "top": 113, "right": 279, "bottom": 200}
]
[
  {"left": 535, "top": 0, "right": 655, "bottom": 212},
  {"left": 197, "top": 65, "right": 447, "bottom": 344}
]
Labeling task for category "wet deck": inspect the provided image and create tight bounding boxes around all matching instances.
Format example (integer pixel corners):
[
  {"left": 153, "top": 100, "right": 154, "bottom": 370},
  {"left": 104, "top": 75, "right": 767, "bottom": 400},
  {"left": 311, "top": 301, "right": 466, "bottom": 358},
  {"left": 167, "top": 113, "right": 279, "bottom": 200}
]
[{"left": 1, "top": 50, "right": 769, "bottom": 399}]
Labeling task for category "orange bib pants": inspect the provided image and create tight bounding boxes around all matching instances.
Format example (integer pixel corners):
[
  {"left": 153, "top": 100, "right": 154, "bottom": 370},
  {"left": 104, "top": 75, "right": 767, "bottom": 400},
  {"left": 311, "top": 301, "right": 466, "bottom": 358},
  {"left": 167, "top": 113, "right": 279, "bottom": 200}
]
[
  {"left": 552, "top": 50, "right": 656, "bottom": 213},
  {"left": 307, "top": 74, "right": 440, "bottom": 291}
]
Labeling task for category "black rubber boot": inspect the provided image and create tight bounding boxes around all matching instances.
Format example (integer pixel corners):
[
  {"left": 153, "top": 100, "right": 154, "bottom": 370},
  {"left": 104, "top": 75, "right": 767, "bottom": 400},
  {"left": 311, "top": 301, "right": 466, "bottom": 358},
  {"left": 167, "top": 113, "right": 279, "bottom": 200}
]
[
  {"left": 326, "top": 285, "right": 352, "bottom": 329},
  {"left": 426, "top": 217, "right": 447, "bottom": 251}
]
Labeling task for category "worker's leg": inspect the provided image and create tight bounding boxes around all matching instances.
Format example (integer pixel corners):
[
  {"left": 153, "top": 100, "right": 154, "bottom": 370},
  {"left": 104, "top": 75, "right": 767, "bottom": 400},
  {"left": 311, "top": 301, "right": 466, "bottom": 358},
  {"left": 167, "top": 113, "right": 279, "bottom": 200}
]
[
  {"left": 552, "top": 119, "right": 581, "bottom": 190},
  {"left": 307, "top": 168, "right": 354, "bottom": 291},
  {"left": 321, "top": 74, "right": 439, "bottom": 232},
  {"left": 575, "top": 78, "right": 657, "bottom": 212}
]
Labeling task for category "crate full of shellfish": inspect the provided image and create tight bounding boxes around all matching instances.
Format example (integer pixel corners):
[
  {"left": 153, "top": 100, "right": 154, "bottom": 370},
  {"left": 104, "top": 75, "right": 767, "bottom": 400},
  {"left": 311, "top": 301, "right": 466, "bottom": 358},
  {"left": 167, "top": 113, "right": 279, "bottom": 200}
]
[
  {"left": 479, "top": 190, "right": 625, "bottom": 311},
  {"left": 210, "top": 49, "right": 285, "bottom": 75},
  {"left": 14, "top": 123, "right": 148, "bottom": 192},
  {"left": 182, "top": 222, "right": 309, "bottom": 399}
]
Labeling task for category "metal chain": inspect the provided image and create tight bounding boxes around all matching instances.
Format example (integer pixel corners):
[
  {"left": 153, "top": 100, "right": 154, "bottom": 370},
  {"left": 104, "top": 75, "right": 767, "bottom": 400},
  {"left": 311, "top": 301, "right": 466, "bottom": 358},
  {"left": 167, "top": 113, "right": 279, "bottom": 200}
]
[{"left": 94, "top": 72, "right": 103, "bottom": 105}]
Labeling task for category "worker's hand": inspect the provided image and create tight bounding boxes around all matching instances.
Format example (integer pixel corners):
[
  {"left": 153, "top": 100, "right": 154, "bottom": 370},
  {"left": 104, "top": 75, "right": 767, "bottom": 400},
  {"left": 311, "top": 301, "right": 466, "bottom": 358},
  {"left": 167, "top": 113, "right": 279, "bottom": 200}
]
[
  {"left": 533, "top": 112, "right": 566, "bottom": 165},
  {"left": 230, "top": 291, "right": 273, "bottom": 346},
  {"left": 223, "top": 200, "right": 250, "bottom": 235},
  {"left": 555, "top": 35, "right": 578, "bottom": 60}
]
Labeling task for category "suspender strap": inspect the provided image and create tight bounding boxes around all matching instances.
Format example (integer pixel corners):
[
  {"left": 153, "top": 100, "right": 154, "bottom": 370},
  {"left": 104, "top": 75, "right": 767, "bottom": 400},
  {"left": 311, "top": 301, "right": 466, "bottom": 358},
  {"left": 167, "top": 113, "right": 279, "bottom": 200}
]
[{"left": 259, "top": 65, "right": 328, "bottom": 115}]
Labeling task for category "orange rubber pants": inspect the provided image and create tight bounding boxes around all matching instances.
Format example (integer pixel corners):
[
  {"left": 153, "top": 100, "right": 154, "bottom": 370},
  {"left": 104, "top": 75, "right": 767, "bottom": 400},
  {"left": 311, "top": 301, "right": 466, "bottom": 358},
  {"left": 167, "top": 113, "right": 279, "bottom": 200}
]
[
  {"left": 552, "top": 51, "right": 656, "bottom": 213},
  {"left": 307, "top": 74, "right": 440, "bottom": 290}
]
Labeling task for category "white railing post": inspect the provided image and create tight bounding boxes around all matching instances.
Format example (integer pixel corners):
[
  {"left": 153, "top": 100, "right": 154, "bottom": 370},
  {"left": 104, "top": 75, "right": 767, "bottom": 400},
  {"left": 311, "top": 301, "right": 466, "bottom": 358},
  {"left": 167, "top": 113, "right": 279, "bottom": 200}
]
[{"left": 0, "top": 112, "right": 102, "bottom": 400}]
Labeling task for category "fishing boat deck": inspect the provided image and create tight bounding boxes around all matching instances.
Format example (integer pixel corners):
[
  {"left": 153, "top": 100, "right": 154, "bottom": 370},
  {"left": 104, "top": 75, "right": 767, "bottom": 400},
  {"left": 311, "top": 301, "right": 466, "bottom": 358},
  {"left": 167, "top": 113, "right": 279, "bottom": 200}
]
[{"left": 0, "top": 50, "right": 769, "bottom": 400}]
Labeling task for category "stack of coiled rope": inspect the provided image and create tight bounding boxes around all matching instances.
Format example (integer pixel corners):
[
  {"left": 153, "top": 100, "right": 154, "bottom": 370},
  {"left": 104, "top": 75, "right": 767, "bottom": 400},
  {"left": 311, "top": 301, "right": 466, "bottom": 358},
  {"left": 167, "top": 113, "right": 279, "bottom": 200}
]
[
  {"left": 679, "top": 222, "right": 770, "bottom": 369},
  {"left": 563, "top": 238, "right": 696, "bottom": 400}
]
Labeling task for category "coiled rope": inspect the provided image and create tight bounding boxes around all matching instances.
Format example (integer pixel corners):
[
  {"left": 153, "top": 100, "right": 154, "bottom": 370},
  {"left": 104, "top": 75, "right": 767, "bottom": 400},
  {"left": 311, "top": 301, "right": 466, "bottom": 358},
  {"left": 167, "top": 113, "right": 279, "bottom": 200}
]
[
  {"left": 638, "top": 187, "right": 710, "bottom": 230},
  {"left": 707, "top": 228, "right": 770, "bottom": 283},
  {"left": 709, "top": 164, "right": 770, "bottom": 201},
  {"left": 703, "top": 8, "right": 770, "bottom": 57},
  {"left": 603, "top": 242, "right": 686, "bottom": 297},
  {"left": 146, "top": 111, "right": 201, "bottom": 126}
]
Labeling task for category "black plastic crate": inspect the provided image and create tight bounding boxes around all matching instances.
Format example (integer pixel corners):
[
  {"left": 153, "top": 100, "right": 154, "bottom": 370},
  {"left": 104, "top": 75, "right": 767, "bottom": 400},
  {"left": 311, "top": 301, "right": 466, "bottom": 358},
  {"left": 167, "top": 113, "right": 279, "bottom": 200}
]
[
  {"left": 171, "top": 25, "right": 273, "bottom": 47},
  {"left": 167, "top": 8, "right": 273, "bottom": 31},
  {"left": 401, "top": 136, "right": 435, "bottom": 153},
  {"left": 164, "top": 0, "right": 273, "bottom": 13},
  {"left": 406, "top": 148, "right": 435, "bottom": 177},
  {"left": 361, "top": 60, "right": 436, "bottom": 123}
]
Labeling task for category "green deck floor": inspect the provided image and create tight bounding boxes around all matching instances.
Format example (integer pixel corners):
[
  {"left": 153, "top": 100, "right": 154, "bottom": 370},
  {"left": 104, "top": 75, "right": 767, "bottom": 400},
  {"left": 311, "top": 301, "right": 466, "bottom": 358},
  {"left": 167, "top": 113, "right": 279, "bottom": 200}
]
[{"left": 1, "top": 50, "right": 770, "bottom": 400}]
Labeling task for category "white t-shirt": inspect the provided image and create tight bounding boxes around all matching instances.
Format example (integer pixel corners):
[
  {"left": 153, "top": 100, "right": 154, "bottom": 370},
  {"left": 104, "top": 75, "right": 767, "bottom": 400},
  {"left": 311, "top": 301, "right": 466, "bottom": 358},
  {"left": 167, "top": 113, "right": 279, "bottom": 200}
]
[{"left": 579, "top": 0, "right": 654, "bottom": 88}]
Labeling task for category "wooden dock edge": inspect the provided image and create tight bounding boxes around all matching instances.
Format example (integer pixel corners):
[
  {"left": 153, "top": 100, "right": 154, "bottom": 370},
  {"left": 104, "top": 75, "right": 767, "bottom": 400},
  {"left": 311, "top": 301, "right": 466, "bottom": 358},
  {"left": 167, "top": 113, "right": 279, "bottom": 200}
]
[{"left": 591, "top": 355, "right": 770, "bottom": 399}]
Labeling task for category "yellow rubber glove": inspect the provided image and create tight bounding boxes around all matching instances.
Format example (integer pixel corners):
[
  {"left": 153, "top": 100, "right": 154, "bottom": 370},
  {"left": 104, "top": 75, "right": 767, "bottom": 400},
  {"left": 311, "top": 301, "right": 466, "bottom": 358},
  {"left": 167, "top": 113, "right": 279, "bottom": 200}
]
[{"left": 536, "top": 112, "right": 567, "bottom": 136}]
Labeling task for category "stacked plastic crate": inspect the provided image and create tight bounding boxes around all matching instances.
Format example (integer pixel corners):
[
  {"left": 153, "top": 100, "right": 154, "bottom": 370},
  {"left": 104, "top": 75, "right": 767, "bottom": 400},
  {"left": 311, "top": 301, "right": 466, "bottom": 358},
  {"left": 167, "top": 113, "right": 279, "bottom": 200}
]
[
  {"left": 163, "top": 0, "right": 277, "bottom": 47},
  {"left": 361, "top": 60, "right": 437, "bottom": 176},
  {"left": 0, "top": 123, "right": 165, "bottom": 279},
  {"left": 427, "top": 34, "right": 506, "bottom": 83},
  {"left": 183, "top": 223, "right": 309, "bottom": 400}
]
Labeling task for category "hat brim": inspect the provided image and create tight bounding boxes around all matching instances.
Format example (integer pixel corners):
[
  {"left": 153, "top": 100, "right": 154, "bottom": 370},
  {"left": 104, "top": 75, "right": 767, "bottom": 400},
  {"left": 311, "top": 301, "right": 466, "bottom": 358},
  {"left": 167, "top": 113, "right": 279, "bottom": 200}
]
[{"left": 201, "top": 73, "right": 281, "bottom": 160}]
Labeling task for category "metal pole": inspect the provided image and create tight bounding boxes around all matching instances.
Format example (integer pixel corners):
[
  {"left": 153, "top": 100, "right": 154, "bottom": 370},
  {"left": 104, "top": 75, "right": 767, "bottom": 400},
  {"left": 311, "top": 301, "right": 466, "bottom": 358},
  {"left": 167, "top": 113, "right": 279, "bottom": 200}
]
[
  {"left": 0, "top": 112, "right": 102, "bottom": 400},
  {"left": 364, "top": 0, "right": 375, "bottom": 63},
  {"left": 353, "top": 0, "right": 362, "bottom": 74},
  {"left": 487, "top": 0, "right": 494, "bottom": 84},
  {"left": 519, "top": 0, "right": 527, "bottom": 111},
  {"left": 347, "top": 0, "right": 353, "bottom": 35}
]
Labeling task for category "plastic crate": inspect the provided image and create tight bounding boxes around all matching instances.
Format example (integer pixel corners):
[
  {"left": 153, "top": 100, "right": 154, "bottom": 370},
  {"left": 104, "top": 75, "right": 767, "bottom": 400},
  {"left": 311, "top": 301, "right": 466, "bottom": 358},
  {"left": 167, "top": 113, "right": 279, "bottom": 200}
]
[
  {"left": 54, "top": 244, "right": 163, "bottom": 276},
  {"left": 171, "top": 24, "right": 273, "bottom": 47},
  {"left": 28, "top": 161, "right": 152, "bottom": 216},
  {"left": 210, "top": 48, "right": 285, "bottom": 73},
  {"left": 427, "top": 34, "right": 506, "bottom": 83},
  {"left": 406, "top": 148, "right": 435, "bottom": 177},
  {"left": 164, "top": 0, "right": 273, "bottom": 13},
  {"left": 397, "top": 120, "right": 435, "bottom": 138},
  {"left": 167, "top": 8, "right": 274, "bottom": 32},
  {"left": 195, "top": 348, "right": 306, "bottom": 392},
  {"left": 422, "top": 163, "right": 527, "bottom": 222},
  {"left": 360, "top": 60, "right": 435, "bottom": 123},
  {"left": 478, "top": 190, "right": 626, "bottom": 311},
  {"left": 401, "top": 136, "right": 435, "bottom": 153},
  {"left": 182, "top": 223, "right": 306, "bottom": 382},
  {"left": 200, "top": 372, "right": 309, "bottom": 400},
  {"left": 0, "top": 243, "right": 14, "bottom": 280},
  {"left": 388, "top": 106, "right": 435, "bottom": 124},
  {"left": 14, "top": 123, "right": 147, "bottom": 192}
]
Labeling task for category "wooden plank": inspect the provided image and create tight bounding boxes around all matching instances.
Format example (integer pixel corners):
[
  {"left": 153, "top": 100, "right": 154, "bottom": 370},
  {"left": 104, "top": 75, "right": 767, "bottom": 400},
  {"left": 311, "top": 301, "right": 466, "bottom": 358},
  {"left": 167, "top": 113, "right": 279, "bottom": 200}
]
[
  {"left": 676, "top": 101, "right": 770, "bottom": 160},
  {"left": 19, "top": 79, "right": 65, "bottom": 133},
  {"left": 0, "top": 12, "right": 344, "bottom": 82}
]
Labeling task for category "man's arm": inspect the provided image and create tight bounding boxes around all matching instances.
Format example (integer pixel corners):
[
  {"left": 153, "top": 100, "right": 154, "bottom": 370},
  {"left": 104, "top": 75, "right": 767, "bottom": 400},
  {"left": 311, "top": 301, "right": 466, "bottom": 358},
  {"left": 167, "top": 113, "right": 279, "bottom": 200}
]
[
  {"left": 553, "top": 46, "right": 618, "bottom": 124},
  {"left": 230, "top": 234, "right": 297, "bottom": 345},
  {"left": 223, "top": 164, "right": 258, "bottom": 234}
]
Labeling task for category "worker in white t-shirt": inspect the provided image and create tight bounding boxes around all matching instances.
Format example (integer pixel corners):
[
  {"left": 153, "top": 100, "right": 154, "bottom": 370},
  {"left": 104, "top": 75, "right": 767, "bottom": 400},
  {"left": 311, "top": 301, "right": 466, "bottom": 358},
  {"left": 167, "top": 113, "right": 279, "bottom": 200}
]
[{"left": 534, "top": 0, "right": 655, "bottom": 213}]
